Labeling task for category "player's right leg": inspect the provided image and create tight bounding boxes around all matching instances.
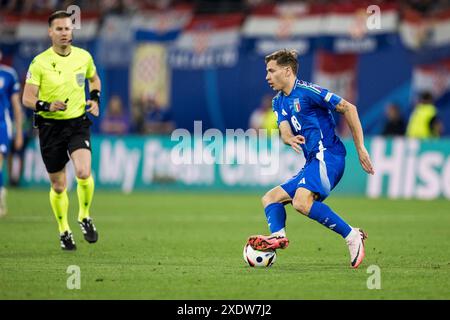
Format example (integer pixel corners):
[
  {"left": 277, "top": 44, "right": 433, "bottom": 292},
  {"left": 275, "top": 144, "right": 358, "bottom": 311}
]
[
  {"left": 262, "top": 186, "right": 292, "bottom": 236},
  {"left": 48, "top": 169, "right": 75, "bottom": 250},
  {"left": 248, "top": 186, "right": 292, "bottom": 251}
]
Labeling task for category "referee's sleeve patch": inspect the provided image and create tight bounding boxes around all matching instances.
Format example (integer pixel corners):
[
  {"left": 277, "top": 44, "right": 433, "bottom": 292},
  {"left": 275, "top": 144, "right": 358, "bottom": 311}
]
[{"left": 324, "top": 92, "right": 333, "bottom": 102}]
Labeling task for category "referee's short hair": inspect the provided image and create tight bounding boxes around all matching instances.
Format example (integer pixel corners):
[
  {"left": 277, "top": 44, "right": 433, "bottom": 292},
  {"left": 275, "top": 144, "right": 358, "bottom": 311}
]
[{"left": 48, "top": 10, "right": 72, "bottom": 27}]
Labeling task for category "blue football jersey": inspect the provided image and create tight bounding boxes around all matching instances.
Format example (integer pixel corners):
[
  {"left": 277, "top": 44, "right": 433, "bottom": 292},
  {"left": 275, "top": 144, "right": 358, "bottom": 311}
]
[
  {"left": 272, "top": 79, "right": 346, "bottom": 160},
  {"left": 0, "top": 64, "right": 20, "bottom": 122}
]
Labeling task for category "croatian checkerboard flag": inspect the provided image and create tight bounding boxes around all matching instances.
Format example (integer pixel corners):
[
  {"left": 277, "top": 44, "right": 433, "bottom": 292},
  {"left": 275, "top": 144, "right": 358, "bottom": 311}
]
[
  {"left": 241, "top": 2, "right": 398, "bottom": 55},
  {"left": 16, "top": 12, "right": 98, "bottom": 41},
  {"left": 168, "top": 13, "right": 244, "bottom": 69},
  {"left": 413, "top": 58, "right": 450, "bottom": 100},
  {"left": 313, "top": 50, "right": 358, "bottom": 104},
  {"left": 400, "top": 8, "right": 450, "bottom": 50},
  {"left": 132, "top": 4, "right": 193, "bottom": 42}
]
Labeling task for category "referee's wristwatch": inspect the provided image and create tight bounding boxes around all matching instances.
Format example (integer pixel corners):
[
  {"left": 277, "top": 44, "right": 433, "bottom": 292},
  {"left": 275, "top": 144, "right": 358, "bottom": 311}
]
[
  {"left": 90, "top": 90, "right": 100, "bottom": 104},
  {"left": 35, "top": 100, "right": 51, "bottom": 112}
]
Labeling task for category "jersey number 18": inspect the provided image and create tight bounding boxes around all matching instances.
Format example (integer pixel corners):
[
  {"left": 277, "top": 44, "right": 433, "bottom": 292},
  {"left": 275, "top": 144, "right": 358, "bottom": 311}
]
[{"left": 291, "top": 115, "right": 302, "bottom": 132}]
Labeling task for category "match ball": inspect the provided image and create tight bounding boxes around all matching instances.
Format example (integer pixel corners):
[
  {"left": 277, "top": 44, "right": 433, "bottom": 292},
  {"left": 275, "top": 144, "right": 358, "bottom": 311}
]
[{"left": 243, "top": 243, "right": 277, "bottom": 267}]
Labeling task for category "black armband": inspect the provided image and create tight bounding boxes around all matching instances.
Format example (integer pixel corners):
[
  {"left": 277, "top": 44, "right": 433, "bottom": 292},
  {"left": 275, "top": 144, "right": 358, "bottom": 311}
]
[
  {"left": 35, "top": 100, "right": 51, "bottom": 112},
  {"left": 90, "top": 90, "right": 101, "bottom": 103}
]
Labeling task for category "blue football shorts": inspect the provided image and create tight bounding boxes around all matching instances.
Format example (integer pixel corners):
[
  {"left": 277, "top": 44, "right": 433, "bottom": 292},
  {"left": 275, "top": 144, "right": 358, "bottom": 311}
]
[{"left": 280, "top": 150, "right": 345, "bottom": 202}]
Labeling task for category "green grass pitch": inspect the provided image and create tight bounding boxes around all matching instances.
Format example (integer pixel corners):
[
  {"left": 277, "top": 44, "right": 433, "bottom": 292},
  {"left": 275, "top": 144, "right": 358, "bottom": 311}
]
[{"left": 0, "top": 189, "right": 449, "bottom": 299}]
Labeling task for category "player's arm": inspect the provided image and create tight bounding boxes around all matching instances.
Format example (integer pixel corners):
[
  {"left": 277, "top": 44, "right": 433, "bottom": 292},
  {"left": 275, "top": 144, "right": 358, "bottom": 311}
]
[
  {"left": 279, "top": 120, "right": 305, "bottom": 154},
  {"left": 10, "top": 93, "right": 23, "bottom": 150},
  {"left": 335, "top": 99, "right": 374, "bottom": 175},
  {"left": 86, "top": 72, "right": 101, "bottom": 117},
  {"left": 22, "top": 83, "right": 67, "bottom": 112}
]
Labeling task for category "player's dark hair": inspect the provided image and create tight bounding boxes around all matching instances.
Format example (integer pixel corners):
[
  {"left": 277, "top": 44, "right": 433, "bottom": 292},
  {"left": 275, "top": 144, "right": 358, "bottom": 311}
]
[
  {"left": 265, "top": 49, "right": 299, "bottom": 75},
  {"left": 48, "top": 10, "right": 72, "bottom": 27}
]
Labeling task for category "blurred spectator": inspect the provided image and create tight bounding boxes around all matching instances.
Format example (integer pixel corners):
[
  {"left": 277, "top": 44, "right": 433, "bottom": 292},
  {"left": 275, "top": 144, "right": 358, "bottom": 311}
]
[
  {"left": 99, "top": 0, "right": 126, "bottom": 15},
  {"left": 406, "top": 91, "right": 443, "bottom": 138},
  {"left": 2, "top": 0, "right": 447, "bottom": 16},
  {"left": 7, "top": 107, "right": 36, "bottom": 187},
  {"left": 403, "top": 0, "right": 449, "bottom": 15},
  {"left": 382, "top": 103, "right": 406, "bottom": 136},
  {"left": 100, "top": 95, "right": 130, "bottom": 135},
  {"left": 249, "top": 94, "right": 277, "bottom": 133},
  {"left": 138, "top": 94, "right": 175, "bottom": 135}
]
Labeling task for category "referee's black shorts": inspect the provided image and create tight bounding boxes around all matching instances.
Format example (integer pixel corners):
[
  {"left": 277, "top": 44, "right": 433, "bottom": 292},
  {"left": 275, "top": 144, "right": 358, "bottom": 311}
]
[{"left": 36, "top": 114, "right": 92, "bottom": 173}]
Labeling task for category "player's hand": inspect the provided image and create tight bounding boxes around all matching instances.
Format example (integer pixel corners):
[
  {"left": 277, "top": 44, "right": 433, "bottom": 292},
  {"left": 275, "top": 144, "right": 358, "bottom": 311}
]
[
  {"left": 14, "top": 134, "right": 23, "bottom": 151},
  {"left": 358, "top": 146, "right": 375, "bottom": 175},
  {"left": 86, "top": 100, "right": 99, "bottom": 117},
  {"left": 49, "top": 100, "right": 67, "bottom": 112},
  {"left": 288, "top": 135, "right": 305, "bottom": 153}
]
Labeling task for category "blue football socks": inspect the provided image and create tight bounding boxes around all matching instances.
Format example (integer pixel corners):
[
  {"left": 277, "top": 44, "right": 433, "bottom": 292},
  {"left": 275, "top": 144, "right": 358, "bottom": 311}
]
[
  {"left": 264, "top": 203, "right": 287, "bottom": 234},
  {"left": 308, "top": 201, "right": 352, "bottom": 238}
]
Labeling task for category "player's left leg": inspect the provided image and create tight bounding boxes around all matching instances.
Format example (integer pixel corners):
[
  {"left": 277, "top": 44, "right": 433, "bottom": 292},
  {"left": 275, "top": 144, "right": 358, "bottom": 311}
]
[
  {"left": 70, "top": 148, "right": 98, "bottom": 243},
  {"left": 293, "top": 188, "right": 367, "bottom": 268},
  {"left": 293, "top": 187, "right": 353, "bottom": 238},
  {"left": 292, "top": 152, "right": 367, "bottom": 268}
]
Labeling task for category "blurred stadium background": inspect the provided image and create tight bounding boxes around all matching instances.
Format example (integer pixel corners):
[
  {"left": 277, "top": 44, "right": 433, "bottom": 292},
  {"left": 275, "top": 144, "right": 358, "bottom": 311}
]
[
  {"left": 1, "top": 0, "right": 450, "bottom": 197},
  {"left": 1, "top": 0, "right": 450, "bottom": 300}
]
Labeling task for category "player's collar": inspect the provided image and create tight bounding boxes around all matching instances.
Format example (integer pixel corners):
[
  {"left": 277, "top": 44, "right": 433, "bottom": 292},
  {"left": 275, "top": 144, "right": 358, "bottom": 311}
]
[{"left": 283, "top": 78, "right": 298, "bottom": 97}]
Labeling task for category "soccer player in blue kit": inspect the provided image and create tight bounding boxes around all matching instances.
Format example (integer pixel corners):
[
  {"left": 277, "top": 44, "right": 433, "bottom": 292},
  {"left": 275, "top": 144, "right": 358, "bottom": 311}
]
[
  {"left": 247, "top": 49, "right": 375, "bottom": 268},
  {"left": 0, "top": 50, "right": 23, "bottom": 217}
]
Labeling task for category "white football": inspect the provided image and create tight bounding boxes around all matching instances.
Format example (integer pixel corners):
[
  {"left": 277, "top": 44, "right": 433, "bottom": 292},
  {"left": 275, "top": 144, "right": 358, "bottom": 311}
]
[{"left": 243, "top": 243, "right": 277, "bottom": 267}]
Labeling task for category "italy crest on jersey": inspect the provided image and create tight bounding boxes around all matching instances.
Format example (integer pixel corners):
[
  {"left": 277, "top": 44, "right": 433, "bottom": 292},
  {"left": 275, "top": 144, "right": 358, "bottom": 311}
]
[{"left": 293, "top": 98, "right": 301, "bottom": 112}]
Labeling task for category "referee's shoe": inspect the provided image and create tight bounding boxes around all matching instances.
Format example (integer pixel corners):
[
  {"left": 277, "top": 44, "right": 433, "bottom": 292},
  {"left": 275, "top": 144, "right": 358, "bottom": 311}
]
[
  {"left": 60, "top": 231, "right": 76, "bottom": 251},
  {"left": 78, "top": 218, "right": 98, "bottom": 243}
]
